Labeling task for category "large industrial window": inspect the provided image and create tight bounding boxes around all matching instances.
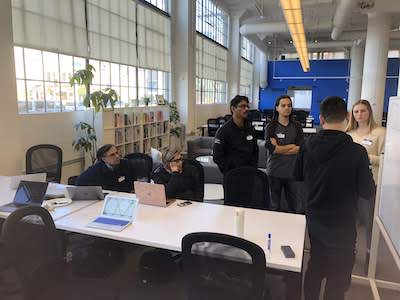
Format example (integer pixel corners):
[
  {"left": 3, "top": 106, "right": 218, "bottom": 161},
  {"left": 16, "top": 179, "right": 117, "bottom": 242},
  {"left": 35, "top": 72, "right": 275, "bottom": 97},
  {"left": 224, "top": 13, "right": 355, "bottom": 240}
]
[{"left": 196, "top": 0, "right": 229, "bottom": 47}]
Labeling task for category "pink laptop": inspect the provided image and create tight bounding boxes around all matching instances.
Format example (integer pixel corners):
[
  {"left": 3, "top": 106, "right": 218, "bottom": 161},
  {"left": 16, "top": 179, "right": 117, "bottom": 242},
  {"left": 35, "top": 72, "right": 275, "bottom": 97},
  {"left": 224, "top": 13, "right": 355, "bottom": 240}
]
[{"left": 134, "top": 181, "right": 175, "bottom": 207}]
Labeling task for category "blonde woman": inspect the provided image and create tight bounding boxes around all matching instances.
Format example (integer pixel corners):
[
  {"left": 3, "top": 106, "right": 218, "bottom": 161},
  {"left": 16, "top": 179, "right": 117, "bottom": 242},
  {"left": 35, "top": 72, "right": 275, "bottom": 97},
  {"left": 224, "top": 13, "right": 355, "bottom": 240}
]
[{"left": 347, "top": 99, "right": 386, "bottom": 183}]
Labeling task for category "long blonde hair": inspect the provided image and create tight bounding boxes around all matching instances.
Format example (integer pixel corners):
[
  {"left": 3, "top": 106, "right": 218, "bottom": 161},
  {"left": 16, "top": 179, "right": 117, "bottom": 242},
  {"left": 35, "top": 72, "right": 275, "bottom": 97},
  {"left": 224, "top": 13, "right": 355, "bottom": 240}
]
[{"left": 346, "top": 99, "right": 377, "bottom": 132}]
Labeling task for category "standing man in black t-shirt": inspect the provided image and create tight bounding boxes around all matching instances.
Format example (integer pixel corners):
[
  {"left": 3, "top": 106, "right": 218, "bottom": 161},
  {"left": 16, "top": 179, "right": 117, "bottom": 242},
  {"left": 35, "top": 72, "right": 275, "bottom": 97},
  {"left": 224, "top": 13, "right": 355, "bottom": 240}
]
[
  {"left": 213, "top": 95, "right": 258, "bottom": 175},
  {"left": 294, "top": 96, "right": 375, "bottom": 300},
  {"left": 265, "top": 95, "right": 304, "bottom": 213}
]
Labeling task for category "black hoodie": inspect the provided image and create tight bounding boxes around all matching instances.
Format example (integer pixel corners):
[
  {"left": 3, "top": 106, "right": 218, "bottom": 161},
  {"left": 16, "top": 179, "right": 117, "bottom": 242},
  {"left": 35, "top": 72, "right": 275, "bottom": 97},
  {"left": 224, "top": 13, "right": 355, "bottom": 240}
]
[{"left": 294, "top": 130, "right": 375, "bottom": 246}]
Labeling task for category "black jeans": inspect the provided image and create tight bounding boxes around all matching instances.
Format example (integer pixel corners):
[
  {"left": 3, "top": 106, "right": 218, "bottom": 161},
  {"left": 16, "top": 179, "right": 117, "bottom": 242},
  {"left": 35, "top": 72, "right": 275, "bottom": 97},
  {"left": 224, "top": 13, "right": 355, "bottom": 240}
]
[
  {"left": 268, "top": 176, "right": 305, "bottom": 213},
  {"left": 304, "top": 237, "right": 355, "bottom": 300}
]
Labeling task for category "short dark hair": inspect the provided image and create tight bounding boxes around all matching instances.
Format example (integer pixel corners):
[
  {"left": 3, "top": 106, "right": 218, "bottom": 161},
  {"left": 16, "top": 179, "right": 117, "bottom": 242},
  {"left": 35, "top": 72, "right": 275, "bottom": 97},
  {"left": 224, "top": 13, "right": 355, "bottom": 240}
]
[
  {"left": 96, "top": 144, "right": 114, "bottom": 160},
  {"left": 273, "top": 95, "right": 293, "bottom": 120},
  {"left": 230, "top": 95, "right": 249, "bottom": 108},
  {"left": 320, "top": 96, "right": 347, "bottom": 123}
]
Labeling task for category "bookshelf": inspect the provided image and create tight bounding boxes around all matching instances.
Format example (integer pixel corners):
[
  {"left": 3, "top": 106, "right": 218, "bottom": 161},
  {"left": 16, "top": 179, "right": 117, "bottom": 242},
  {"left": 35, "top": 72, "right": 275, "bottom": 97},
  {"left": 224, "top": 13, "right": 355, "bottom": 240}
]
[{"left": 101, "top": 106, "right": 170, "bottom": 157}]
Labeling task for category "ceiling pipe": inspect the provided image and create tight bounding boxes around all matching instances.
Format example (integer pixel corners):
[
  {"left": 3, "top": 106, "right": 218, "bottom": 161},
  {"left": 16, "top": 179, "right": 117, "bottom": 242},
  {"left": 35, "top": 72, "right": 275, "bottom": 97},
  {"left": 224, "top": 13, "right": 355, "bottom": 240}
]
[
  {"left": 240, "top": 21, "right": 332, "bottom": 36},
  {"left": 331, "top": 0, "right": 359, "bottom": 40}
]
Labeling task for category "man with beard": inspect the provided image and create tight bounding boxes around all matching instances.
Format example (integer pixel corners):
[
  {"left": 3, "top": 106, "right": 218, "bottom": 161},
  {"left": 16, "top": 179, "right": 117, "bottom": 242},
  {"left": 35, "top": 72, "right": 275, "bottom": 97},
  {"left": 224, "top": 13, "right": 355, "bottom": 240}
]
[{"left": 76, "top": 144, "right": 135, "bottom": 192}]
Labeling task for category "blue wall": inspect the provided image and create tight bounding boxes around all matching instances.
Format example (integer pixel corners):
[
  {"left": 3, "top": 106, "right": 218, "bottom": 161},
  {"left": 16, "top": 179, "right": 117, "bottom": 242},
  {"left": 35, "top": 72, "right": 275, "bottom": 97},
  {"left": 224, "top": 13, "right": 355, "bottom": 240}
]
[{"left": 259, "top": 58, "right": 399, "bottom": 124}]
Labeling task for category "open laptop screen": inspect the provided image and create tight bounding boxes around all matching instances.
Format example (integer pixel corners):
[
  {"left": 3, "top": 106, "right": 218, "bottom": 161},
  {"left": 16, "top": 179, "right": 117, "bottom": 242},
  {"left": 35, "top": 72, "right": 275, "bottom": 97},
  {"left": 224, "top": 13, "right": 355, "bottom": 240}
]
[
  {"left": 14, "top": 181, "right": 48, "bottom": 205},
  {"left": 102, "top": 195, "right": 138, "bottom": 220}
]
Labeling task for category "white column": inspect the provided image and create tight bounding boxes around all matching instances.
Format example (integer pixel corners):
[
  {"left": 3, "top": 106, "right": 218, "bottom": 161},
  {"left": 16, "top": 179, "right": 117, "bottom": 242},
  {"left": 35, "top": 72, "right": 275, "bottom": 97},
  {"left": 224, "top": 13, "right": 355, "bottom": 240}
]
[
  {"left": 361, "top": 12, "right": 390, "bottom": 124},
  {"left": 398, "top": 57, "right": 400, "bottom": 96},
  {"left": 0, "top": 0, "right": 23, "bottom": 175},
  {"left": 170, "top": 0, "right": 196, "bottom": 134},
  {"left": 227, "top": 14, "right": 241, "bottom": 100},
  {"left": 251, "top": 48, "right": 261, "bottom": 109},
  {"left": 347, "top": 44, "right": 364, "bottom": 110}
]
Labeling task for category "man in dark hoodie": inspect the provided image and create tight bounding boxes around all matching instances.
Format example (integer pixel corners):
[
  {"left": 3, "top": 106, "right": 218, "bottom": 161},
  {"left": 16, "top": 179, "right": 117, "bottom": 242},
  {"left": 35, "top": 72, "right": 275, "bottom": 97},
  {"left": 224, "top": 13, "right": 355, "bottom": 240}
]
[{"left": 293, "top": 96, "right": 375, "bottom": 300}]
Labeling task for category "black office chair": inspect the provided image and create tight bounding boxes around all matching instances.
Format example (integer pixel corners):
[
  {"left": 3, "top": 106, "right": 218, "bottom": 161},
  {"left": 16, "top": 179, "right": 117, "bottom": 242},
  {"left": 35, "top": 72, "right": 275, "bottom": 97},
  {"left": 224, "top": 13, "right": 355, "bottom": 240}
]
[
  {"left": 224, "top": 167, "right": 269, "bottom": 210},
  {"left": 26, "top": 144, "right": 63, "bottom": 183},
  {"left": 224, "top": 114, "right": 232, "bottom": 122},
  {"left": 1, "top": 206, "right": 118, "bottom": 300},
  {"left": 182, "top": 232, "right": 267, "bottom": 300},
  {"left": 183, "top": 159, "right": 205, "bottom": 202},
  {"left": 125, "top": 152, "right": 153, "bottom": 182},
  {"left": 207, "top": 118, "right": 220, "bottom": 137},
  {"left": 217, "top": 117, "right": 226, "bottom": 126}
]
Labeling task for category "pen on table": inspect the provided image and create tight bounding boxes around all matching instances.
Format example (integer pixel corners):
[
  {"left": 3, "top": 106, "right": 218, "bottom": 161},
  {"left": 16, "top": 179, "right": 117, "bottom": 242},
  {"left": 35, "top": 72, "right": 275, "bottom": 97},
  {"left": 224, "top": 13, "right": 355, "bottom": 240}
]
[
  {"left": 53, "top": 201, "right": 69, "bottom": 205},
  {"left": 267, "top": 233, "right": 272, "bottom": 251}
]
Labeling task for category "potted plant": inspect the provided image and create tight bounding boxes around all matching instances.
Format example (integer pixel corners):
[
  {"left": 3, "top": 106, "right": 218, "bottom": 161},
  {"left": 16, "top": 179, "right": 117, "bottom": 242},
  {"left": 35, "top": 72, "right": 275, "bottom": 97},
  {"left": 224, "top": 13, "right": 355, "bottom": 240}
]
[
  {"left": 169, "top": 101, "right": 181, "bottom": 148},
  {"left": 143, "top": 96, "right": 150, "bottom": 107},
  {"left": 70, "top": 64, "right": 118, "bottom": 164}
]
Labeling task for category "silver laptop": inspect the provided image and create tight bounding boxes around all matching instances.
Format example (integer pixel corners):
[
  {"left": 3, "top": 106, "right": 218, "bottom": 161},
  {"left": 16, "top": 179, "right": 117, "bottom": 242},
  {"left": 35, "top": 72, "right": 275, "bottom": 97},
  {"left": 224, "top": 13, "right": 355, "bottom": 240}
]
[
  {"left": 10, "top": 173, "right": 47, "bottom": 189},
  {"left": 0, "top": 181, "right": 48, "bottom": 213},
  {"left": 87, "top": 195, "right": 138, "bottom": 232},
  {"left": 66, "top": 186, "right": 104, "bottom": 201}
]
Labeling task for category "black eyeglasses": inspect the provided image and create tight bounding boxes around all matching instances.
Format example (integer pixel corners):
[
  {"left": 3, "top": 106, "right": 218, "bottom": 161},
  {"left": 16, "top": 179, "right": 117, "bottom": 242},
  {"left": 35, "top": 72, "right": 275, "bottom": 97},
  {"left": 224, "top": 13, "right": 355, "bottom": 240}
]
[{"left": 169, "top": 157, "right": 182, "bottom": 163}]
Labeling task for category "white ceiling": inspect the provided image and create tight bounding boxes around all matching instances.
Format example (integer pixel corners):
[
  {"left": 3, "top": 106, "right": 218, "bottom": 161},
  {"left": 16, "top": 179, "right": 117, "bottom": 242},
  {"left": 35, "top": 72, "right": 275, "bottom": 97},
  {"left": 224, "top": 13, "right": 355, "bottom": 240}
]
[{"left": 218, "top": 0, "right": 400, "bottom": 56}]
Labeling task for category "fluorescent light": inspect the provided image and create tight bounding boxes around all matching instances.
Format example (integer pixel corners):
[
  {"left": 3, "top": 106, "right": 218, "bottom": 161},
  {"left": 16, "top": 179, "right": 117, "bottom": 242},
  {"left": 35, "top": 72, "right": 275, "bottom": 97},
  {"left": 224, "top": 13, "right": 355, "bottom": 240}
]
[{"left": 280, "top": 0, "right": 310, "bottom": 72}]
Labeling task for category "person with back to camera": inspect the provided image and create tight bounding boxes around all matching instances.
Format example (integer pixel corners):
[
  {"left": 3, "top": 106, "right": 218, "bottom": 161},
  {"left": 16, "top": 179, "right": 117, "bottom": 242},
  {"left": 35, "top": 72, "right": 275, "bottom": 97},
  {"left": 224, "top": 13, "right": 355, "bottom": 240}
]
[
  {"left": 213, "top": 95, "right": 258, "bottom": 175},
  {"left": 265, "top": 95, "right": 305, "bottom": 213},
  {"left": 151, "top": 148, "right": 203, "bottom": 201},
  {"left": 76, "top": 144, "right": 135, "bottom": 192},
  {"left": 346, "top": 99, "right": 386, "bottom": 270},
  {"left": 293, "top": 96, "right": 375, "bottom": 300}
]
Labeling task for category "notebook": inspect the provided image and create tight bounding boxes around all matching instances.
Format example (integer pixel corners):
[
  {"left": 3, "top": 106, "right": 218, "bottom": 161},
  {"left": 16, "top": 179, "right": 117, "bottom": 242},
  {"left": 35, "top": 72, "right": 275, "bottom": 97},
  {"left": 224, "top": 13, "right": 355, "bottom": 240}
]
[
  {"left": 66, "top": 186, "right": 104, "bottom": 201},
  {"left": 134, "top": 181, "right": 175, "bottom": 207},
  {"left": 0, "top": 181, "right": 49, "bottom": 213},
  {"left": 87, "top": 195, "right": 138, "bottom": 232},
  {"left": 9, "top": 173, "right": 47, "bottom": 189}
]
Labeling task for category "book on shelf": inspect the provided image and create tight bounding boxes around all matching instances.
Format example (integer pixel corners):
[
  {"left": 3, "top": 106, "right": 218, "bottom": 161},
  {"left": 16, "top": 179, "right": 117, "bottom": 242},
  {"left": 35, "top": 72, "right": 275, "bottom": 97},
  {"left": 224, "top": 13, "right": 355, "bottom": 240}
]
[
  {"left": 124, "top": 113, "right": 132, "bottom": 126},
  {"left": 156, "top": 111, "right": 163, "bottom": 122},
  {"left": 115, "top": 129, "right": 123, "bottom": 145}
]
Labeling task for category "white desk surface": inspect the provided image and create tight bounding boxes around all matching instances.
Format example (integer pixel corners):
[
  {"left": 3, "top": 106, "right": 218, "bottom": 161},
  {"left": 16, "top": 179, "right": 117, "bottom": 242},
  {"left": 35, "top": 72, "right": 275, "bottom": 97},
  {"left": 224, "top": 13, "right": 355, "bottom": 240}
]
[
  {"left": 204, "top": 183, "right": 224, "bottom": 201},
  {"left": 0, "top": 176, "right": 98, "bottom": 221},
  {"left": 56, "top": 198, "right": 306, "bottom": 272}
]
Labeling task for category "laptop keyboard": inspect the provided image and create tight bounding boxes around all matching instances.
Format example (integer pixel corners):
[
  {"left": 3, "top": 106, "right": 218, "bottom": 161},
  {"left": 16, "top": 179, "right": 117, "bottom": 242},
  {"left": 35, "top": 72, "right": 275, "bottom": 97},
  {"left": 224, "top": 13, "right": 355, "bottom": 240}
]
[{"left": 88, "top": 217, "right": 130, "bottom": 232}]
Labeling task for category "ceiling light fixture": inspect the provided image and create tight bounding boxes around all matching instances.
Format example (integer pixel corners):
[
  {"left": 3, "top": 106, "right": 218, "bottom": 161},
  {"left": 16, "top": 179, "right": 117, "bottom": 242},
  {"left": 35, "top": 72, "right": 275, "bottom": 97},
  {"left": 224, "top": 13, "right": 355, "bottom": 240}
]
[{"left": 279, "top": 0, "right": 310, "bottom": 72}]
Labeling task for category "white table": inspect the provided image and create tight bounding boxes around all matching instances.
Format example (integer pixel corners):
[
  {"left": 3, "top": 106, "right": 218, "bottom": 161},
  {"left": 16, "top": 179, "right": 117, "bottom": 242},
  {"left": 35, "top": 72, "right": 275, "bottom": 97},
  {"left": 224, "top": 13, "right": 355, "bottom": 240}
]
[
  {"left": 0, "top": 176, "right": 98, "bottom": 221},
  {"left": 204, "top": 183, "right": 223, "bottom": 202},
  {"left": 55, "top": 199, "right": 306, "bottom": 273}
]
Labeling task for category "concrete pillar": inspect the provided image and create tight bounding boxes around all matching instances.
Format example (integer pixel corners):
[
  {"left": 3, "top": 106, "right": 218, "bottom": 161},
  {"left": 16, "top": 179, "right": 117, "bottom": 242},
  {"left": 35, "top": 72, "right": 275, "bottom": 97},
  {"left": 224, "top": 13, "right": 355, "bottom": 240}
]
[
  {"left": 348, "top": 44, "right": 364, "bottom": 110},
  {"left": 251, "top": 48, "right": 261, "bottom": 109},
  {"left": 227, "top": 14, "right": 241, "bottom": 100},
  {"left": 361, "top": 12, "right": 390, "bottom": 124},
  {"left": 170, "top": 0, "right": 196, "bottom": 134},
  {"left": 398, "top": 57, "right": 400, "bottom": 96},
  {"left": 0, "top": 0, "right": 23, "bottom": 175}
]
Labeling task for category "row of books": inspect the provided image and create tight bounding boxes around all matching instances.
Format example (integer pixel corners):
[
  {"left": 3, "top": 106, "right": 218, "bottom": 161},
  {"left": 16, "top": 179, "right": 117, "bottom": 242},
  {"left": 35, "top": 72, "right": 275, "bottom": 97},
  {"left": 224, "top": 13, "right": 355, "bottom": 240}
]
[
  {"left": 114, "top": 111, "right": 165, "bottom": 127},
  {"left": 143, "top": 123, "right": 168, "bottom": 138}
]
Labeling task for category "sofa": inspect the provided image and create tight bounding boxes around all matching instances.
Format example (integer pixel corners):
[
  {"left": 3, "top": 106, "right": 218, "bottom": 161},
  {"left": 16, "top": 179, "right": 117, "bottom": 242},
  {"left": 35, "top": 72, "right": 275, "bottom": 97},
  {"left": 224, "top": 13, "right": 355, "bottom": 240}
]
[{"left": 187, "top": 136, "right": 214, "bottom": 159}]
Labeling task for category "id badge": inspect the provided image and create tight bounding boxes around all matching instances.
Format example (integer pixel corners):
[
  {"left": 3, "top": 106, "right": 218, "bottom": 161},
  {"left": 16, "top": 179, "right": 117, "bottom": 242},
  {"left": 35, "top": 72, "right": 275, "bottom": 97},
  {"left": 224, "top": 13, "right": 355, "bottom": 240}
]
[
  {"left": 361, "top": 138, "right": 373, "bottom": 146},
  {"left": 246, "top": 135, "right": 253, "bottom": 141},
  {"left": 118, "top": 176, "right": 126, "bottom": 182},
  {"left": 277, "top": 133, "right": 285, "bottom": 139}
]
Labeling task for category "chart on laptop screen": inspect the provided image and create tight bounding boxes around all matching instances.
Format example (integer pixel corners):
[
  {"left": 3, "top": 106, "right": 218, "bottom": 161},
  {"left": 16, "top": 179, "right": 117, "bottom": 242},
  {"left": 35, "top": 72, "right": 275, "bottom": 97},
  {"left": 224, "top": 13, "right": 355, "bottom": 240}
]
[{"left": 103, "top": 196, "right": 137, "bottom": 219}]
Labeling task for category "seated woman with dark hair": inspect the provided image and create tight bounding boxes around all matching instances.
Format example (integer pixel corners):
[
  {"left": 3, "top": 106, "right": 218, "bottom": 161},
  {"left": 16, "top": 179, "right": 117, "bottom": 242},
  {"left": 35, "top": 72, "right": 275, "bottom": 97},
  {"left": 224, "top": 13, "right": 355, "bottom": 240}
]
[
  {"left": 76, "top": 144, "right": 135, "bottom": 192},
  {"left": 152, "top": 148, "right": 203, "bottom": 201}
]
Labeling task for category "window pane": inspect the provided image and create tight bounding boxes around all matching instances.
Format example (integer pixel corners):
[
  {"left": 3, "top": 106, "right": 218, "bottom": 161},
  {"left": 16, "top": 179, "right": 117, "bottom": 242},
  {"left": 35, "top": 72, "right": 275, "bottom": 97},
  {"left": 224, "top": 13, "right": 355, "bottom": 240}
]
[
  {"left": 59, "top": 55, "right": 73, "bottom": 83},
  {"left": 129, "top": 66, "right": 136, "bottom": 87},
  {"left": 60, "top": 83, "right": 75, "bottom": 111},
  {"left": 120, "top": 86, "right": 129, "bottom": 107},
  {"left": 129, "top": 87, "right": 137, "bottom": 103},
  {"left": 100, "top": 61, "right": 111, "bottom": 86},
  {"left": 120, "top": 65, "right": 128, "bottom": 86},
  {"left": 16, "top": 79, "right": 26, "bottom": 113},
  {"left": 24, "top": 48, "right": 43, "bottom": 80},
  {"left": 74, "top": 57, "right": 86, "bottom": 72},
  {"left": 89, "top": 59, "right": 100, "bottom": 84},
  {"left": 43, "top": 51, "right": 59, "bottom": 82},
  {"left": 26, "top": 80, "right": 45, "bottom": 113},
  {"left": 111, "top": 63, "right": 120, "bottom": 86},
  {"left": 14, "top": 47, "right": 25, "bottom": 79},
  {"left": 45, "top": 82, "right": 61, "bottom": 112}
]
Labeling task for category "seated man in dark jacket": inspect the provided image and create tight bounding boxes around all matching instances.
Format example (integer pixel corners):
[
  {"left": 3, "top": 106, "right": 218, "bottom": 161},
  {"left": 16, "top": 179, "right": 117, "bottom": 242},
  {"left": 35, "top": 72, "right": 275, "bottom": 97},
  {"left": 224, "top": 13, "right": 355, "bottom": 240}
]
[
  {"left": 152, "top": 148, "right": 203, "bottom": 201},
  {"left": 76, "top": 144, "right": 135, "bottom": 192}
]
